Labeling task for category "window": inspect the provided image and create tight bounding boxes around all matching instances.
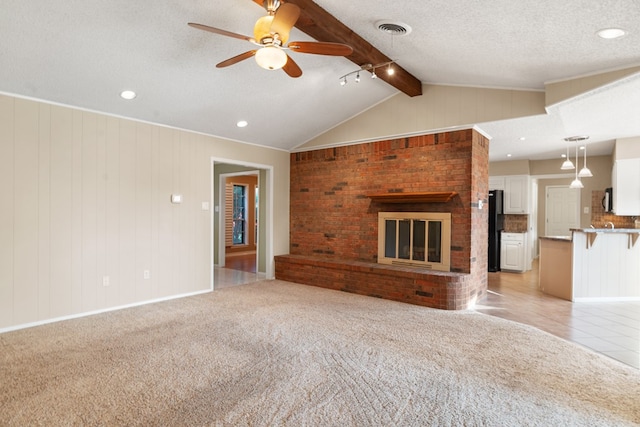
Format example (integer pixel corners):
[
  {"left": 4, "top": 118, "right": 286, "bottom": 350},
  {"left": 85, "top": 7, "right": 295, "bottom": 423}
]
[
  {"left": 232, "top": 184, "right": 247, "bottom": 245},
  {"left": 378, "top": 212, "right": 451, "bottom": 271}
]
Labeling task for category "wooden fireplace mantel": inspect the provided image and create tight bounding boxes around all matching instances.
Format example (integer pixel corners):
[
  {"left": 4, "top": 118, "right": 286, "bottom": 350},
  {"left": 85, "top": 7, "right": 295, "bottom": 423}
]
[{"left": 367, "top": 192, "right": 458, "bottom": 203}]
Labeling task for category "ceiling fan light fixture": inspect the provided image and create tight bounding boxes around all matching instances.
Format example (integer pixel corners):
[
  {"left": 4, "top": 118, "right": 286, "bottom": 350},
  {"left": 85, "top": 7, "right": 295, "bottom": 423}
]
[{"left": 255, "top": 46, "right": 287, "bottom": 70}]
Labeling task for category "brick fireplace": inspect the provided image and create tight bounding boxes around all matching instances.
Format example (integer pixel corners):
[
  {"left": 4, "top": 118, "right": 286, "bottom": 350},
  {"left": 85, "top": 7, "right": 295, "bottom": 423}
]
[{"left": 275, "top": 128, "right": 489, "bottom": 310}]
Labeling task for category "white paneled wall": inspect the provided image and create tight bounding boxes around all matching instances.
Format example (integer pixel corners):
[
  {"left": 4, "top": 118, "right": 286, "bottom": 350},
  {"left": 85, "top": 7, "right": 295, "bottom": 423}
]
[
  {"left": 0, "top": 94, "right": 289, "bottom": 330},
  {"left": 572, "top": 232, "right": 640, "bottom": 300}
]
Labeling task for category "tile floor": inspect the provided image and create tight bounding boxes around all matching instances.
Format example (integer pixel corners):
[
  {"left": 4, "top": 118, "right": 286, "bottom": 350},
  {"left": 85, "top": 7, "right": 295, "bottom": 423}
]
[
  {"left": 215, "top": 262, "right": 640, "bottom": 370},
  {"left": 475, "top": 261, "right": 640, "bottom": 369},
  {"left": 214, "top": 266, "right": 264, "bottom": 289}
]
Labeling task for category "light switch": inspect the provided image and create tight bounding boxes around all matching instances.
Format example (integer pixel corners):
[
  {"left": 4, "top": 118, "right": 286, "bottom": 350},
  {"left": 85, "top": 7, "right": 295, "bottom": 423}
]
[
  {"left": 583, "top": 206, "right": 589, "bottom": 214},
  {"left": 202, "top": 202, "right": 210, "bottom": 210},
  {"left": 171, "top": 194, "right": 182, "bottom": 204}
]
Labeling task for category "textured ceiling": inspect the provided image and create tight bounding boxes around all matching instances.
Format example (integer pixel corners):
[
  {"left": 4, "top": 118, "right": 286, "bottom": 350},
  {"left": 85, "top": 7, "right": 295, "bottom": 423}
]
[{"left": 1, "top": 0, "right": 639, "bottom": 160}]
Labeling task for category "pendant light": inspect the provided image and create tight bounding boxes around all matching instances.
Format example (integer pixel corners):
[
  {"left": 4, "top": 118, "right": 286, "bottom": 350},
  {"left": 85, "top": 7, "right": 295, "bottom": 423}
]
[
  {"left": 578, "top": 145, "right": 593, "bottom": 178},
  {"left": 560, "top": 145, "right": 575, "bottom": 170},
  {"left": 569, "top": 145, "right": 584, "bottom": 189}
]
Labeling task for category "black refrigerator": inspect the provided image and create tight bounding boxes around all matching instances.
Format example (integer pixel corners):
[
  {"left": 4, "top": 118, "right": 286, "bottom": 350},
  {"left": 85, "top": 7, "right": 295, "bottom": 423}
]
[{"left": 488, "top": 190, "right": 504, "bottom": 272}]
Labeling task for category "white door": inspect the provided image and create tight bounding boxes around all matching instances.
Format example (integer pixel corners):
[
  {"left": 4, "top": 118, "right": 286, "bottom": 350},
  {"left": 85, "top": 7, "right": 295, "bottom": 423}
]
[{"left": 545, "top": 186, "right": 580, "bottom": 237}]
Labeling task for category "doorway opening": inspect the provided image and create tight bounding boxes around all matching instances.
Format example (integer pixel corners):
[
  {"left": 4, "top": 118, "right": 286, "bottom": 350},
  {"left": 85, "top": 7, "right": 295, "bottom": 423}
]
[{"left": 212, "top": 159, "right": 273, "bottom": 289}]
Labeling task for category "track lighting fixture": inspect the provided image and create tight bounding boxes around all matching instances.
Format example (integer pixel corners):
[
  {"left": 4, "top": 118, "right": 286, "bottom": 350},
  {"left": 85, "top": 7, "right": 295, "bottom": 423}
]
[{"left": 338, "top": 60, "right": 396, "bottom": 86}]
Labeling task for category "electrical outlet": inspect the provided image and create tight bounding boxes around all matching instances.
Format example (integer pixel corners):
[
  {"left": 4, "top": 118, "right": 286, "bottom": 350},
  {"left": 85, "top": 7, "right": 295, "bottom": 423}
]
[
  {"left": 584, "top": 207, "right": 589, "bottom": 214},
  {"left": 102, "top": 276, "right": 110, "bottom": 287},
  {"left": 143, "top": 270, "right": 150, "bottom": 280}
]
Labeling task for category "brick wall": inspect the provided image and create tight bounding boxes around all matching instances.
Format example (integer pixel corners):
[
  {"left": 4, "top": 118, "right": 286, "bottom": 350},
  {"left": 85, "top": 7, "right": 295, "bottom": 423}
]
[{"left": 278, "top": 129, "right": 489, "bottom": 310}]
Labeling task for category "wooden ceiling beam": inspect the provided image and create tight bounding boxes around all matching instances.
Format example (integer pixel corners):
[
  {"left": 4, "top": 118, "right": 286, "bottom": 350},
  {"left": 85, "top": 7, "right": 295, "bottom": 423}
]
[{"left": 252, "top": 0, "right": 422, "bottom": 97}]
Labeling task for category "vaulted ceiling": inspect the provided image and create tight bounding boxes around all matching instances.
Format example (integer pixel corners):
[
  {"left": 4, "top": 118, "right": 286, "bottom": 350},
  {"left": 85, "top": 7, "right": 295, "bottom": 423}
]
[{"left": 2, "top": 0, "right": 640, "bottom": 161}]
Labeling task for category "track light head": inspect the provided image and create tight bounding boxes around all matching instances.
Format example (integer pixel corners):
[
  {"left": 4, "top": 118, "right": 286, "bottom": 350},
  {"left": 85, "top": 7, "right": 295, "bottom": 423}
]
[{"left": 387, "top": 64, "right": 394, "bottom": 75}]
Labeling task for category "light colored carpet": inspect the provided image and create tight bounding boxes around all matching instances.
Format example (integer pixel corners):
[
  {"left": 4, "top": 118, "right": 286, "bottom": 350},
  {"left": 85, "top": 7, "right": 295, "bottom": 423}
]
[{"left": 1, "top": 280, "right": 639, "bottom": 426}]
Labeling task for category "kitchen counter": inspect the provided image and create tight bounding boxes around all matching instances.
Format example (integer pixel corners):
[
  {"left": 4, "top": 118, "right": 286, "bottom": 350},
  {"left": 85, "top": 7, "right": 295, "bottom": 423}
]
[
  {"left": 538, "top": 237, "right": 572, "bottom": 300},
  {"left": 539, "top": 229, "right": 640, "bottom": 302},
  {"left": 571, "top": 228, "right": 640, "bottom": 233},
  {"left": 539, "top": 235, "right": 572, "bottom": 242}
]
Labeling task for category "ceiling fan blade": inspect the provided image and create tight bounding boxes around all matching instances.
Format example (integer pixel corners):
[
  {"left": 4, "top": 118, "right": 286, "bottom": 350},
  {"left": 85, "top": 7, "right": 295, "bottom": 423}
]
[
  {"left": 188, "top": 23, "right": 253, "bottom": 42},
  {"left": 282, "top": 54, "right": 302, "bottom": 78},
  {"left": 270, "top": 3, "right": 300, "bottom": 43},
  {"left": 288, "top": 41, "right": 353, "bottom": 56},
  {"left": 216, "top": 50, "right": 258, "bottom": 68}
]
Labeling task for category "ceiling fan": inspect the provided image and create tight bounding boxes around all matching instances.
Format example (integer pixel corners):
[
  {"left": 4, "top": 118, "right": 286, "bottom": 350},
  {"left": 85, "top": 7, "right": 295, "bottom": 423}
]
[{"left": 188, "top": 0, "right": 353, "bottom": 78}]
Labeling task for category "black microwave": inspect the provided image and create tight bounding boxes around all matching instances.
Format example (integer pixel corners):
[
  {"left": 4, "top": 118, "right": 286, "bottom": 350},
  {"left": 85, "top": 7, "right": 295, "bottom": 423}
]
[{"left": 602, "top": 187, "right": 613, "bottom": 212}]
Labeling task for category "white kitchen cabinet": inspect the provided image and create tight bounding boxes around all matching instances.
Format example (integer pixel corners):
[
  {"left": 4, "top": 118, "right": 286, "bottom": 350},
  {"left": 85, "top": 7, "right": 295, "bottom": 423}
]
[
  {"left": 489, "top": 175, "right": 530, "bottom": 213},
  {"left": 489, "top": 176, "right": 505, "bottom": 191},
  {"left": 501, "top": 232, "right": 526, "bottom": 272},
  {"left": 612, "top": 158, "right": 640, "bottom": 215},
  {"left": 504, "top": 175, "right": 530, "bottom": 214}
]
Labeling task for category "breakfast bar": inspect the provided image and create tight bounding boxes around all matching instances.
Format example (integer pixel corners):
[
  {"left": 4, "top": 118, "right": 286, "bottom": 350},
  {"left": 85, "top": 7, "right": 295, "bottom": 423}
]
[{"left": 539, "top": 228, "right": 640, "bottom": 302}]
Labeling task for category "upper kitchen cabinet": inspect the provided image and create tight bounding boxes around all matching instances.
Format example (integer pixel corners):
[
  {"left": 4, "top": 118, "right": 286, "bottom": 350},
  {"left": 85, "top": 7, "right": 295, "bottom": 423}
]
[
  {"left": 505, "top": 175, "right": 530, "bottom": 214},
  {"left": 612, "top": 137, "right": 640, "bottom": 216},
  {"left": 489, "top": 175, "right": 530, "bottom": 214},
  {"left": 489, "top": 176, "right": 506, "bottom": 191},
  {"left": 612, "top": 158, "right": 640, "bottom": 215}
]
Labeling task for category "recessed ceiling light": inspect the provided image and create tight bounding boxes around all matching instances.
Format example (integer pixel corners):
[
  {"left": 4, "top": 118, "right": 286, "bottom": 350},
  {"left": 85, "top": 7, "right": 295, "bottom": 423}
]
[
  {"left": 561, "top": 154, "right": 567, "bottom": 158},
  {"left": 507, "top": 154, "right": 512, "bottom": 158},
  {"left": 236, "top": 120, "right": 248, "bottom": 128},
  {"left": 120, "top": 90, "right": 137, "bottom": 100},
  {"left": 596, "top": 28, "right": 626, "bottom": 39},
  {"left": 519, "top": 137, "right": 526, "bottom": 141}
]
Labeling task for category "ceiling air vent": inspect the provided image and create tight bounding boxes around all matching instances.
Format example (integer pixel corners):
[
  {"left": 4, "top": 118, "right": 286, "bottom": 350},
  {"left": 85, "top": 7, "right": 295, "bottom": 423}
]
[{"left": 375, "top": 20, "right": 412, "bottom": 36}]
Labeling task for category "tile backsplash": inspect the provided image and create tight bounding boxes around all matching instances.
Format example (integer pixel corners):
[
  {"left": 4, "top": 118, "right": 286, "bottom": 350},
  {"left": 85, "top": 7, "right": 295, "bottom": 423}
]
[
  {"left": 504, "top": 214, "right": 528, "bottom": 233},
  {"left": 591, "top": 190, "right": 637, "bottom": 228}
]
